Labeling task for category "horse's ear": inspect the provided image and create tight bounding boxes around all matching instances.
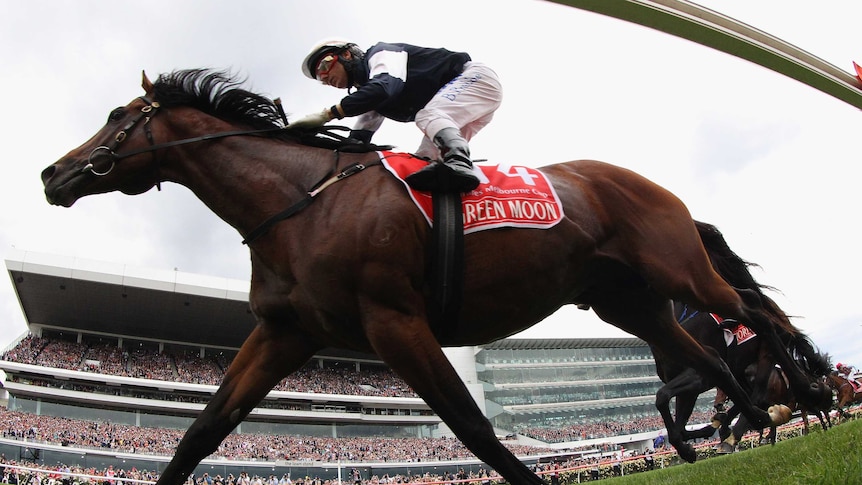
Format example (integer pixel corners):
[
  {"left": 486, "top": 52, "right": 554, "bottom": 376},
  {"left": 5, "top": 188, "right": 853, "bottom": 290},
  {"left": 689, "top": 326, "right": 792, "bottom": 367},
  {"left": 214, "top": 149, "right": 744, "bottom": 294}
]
[{"left": 142, "top": 70, "right": 154, "bottom": 93}]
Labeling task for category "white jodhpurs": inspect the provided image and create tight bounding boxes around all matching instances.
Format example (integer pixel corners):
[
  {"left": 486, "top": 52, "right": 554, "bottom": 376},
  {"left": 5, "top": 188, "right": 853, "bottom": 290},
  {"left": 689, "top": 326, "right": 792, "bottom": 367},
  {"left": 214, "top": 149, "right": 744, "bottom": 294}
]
[{"left": 413, "top": 62, "right": 503, "bottom": 159}]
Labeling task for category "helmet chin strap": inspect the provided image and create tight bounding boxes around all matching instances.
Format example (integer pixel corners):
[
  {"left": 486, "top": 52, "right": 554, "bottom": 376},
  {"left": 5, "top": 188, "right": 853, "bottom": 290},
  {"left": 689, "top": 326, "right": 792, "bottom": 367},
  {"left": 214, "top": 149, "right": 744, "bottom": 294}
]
[{"left": 339, "top": 45, "right": 366, "bottom": 91}]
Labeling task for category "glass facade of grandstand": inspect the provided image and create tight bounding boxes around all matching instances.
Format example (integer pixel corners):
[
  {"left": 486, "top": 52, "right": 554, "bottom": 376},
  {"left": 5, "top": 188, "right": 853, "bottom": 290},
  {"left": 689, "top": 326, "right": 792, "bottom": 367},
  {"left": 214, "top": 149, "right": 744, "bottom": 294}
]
[{"left": 476, "top": 340, "right": 696, "bottom": 435}]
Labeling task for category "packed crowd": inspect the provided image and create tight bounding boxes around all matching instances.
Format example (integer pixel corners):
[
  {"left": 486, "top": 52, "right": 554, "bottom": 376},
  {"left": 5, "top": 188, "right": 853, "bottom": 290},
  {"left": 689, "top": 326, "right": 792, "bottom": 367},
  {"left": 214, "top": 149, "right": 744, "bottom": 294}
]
[
  {"left": 0, "top": 460, "right": 160, "bottom": 485},
  {"left": 1, "top": 447, "right": 640, "bottom": 485},
  {"left": 0, "top": 443, "right": 642, "bottom": 485},
  {"left": 514, "top": 412, "right": 714, "bottom": 443},
  {"left": 2, "top": 335, "right": 417, "bottom": 398},
  {"left": 0, "top": 408, "right": 551, "bottom": 462},
  {"left": 0, "top": 458, "right": 503, "bottom": 485},
  {"left": 1, "top": 333, "right": 664, "bottom": 482}
]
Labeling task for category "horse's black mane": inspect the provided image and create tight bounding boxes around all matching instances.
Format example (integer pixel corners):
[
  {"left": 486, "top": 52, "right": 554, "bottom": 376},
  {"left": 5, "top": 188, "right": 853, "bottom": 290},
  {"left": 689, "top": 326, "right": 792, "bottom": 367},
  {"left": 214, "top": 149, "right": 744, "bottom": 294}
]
[{"left": 151, "top": 68, "right": 388, "bottom": 153}]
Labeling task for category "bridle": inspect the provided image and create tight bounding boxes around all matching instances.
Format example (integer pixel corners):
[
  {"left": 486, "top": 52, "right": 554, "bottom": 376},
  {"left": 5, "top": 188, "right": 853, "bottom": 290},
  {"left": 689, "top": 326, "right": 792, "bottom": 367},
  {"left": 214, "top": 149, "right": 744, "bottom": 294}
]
[
  {"left": 82, "top": 96, "right": 287, "bottom": 190},
  {"left": 80, "top": 95, "right": 379, "bottom": 245},
  {"left": 82, "top": 96, "right": 163, "bottom": 190}
]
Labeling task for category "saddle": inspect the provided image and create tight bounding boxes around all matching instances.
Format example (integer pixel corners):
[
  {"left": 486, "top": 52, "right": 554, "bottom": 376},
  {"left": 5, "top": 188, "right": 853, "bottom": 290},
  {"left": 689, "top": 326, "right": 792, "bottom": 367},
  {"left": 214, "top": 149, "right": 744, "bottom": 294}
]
[{"left": 381, "top": 151, "right": 564, "bottom": 340}]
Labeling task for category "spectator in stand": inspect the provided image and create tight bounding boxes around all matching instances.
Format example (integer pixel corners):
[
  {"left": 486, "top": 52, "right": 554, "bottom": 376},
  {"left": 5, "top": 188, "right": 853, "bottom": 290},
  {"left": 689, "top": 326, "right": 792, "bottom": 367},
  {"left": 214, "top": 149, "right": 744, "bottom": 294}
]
[
  {"left": 4, "top": 334, "right": 418, "bottom": 397},
  {"left": 644, "top": 448, "right": 655, "bottom": 470}
]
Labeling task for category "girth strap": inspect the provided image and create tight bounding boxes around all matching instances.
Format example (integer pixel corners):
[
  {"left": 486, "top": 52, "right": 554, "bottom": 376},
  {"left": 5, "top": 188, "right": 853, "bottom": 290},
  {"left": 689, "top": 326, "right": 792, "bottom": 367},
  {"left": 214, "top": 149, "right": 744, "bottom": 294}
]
[{"left": 428, "top": 192, "right": 465, "bottom": 342}]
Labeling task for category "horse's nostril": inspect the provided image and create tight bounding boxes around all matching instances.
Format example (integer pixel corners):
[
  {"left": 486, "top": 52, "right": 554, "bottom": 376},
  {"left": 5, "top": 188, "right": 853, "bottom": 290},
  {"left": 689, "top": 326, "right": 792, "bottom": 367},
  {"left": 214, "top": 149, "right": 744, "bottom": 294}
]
[{"left": 41, "top": 165, "right": 56, "bottom": 184}]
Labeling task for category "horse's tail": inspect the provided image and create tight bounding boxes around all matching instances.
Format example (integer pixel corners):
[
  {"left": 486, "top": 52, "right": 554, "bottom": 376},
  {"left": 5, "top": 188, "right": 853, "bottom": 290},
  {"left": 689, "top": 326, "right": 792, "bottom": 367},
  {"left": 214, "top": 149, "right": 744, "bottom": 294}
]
[{"left": 694, "top": 220, "right": 800, "bottom": 339}]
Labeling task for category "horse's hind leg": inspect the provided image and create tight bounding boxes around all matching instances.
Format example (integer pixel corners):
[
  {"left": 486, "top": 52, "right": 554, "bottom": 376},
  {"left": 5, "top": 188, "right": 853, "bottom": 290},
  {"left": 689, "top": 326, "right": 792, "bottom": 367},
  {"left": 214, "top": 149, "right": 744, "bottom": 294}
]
[
  {"left": 157, "top": 323, "right": 321, "bottom": 485},
  {"left": 362, "top": 305, "right": 545, "bottom": 485},
  {"left": 592, "top": 294, "right": 773, "bottom": 432},
  {"left": 627, "top": 218, "right": 821, "bottom": 407}
]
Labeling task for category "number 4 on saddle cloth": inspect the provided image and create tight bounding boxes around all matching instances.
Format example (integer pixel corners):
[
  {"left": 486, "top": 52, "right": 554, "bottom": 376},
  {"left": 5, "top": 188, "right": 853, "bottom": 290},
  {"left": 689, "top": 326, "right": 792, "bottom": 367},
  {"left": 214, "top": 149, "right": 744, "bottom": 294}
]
[{"left": 380, "top": 151, "right": 565, "bottom": 233}]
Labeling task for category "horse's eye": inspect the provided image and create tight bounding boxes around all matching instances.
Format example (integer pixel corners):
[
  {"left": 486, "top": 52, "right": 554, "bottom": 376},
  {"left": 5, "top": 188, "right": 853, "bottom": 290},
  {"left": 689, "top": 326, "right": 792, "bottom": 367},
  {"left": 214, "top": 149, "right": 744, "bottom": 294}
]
[{"left": 107, "top": 107, "right": 125, "bottom": 123}]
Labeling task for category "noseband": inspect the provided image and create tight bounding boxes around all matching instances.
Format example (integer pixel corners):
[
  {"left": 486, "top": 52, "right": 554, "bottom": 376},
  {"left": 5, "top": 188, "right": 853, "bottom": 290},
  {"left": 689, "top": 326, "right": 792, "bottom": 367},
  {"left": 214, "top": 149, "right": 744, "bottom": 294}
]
[
  {"left": 83, "top": 96, "right": 163, "bottom": 189},
  {"left": 82, "top": 96, "right": 291, "bottom": 191}
]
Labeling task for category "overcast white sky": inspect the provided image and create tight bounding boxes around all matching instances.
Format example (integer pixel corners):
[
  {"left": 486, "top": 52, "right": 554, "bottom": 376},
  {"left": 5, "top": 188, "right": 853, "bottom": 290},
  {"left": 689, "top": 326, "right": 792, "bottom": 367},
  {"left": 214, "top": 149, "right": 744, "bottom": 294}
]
[{"left": 2, "top": 1, "right": 861, "bottom": 370}]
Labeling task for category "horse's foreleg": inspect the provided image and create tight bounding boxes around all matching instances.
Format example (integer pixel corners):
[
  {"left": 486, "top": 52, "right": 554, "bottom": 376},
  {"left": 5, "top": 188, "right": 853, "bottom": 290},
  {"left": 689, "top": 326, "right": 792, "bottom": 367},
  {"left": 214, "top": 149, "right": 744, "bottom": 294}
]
[
  {"left": 719, "top": 404, "right": 741, "bottom": 441},
  {"left": 730, "top": 299, "right": 825, "bottom": 408},
  {"left": 654, "top": 370, "right": 709, "bottom": 463},
  {"left": 363, "top": 306, "right": 545, "bottom": 485},
  {"left": 820, "top": 410, "right": 832, "bottom": 430},
  {"left": 157, "top": 323, "right": 320, "bottom": 485},
  {"left": 717, "top": 413, "right": 752, "bottom": 454}
]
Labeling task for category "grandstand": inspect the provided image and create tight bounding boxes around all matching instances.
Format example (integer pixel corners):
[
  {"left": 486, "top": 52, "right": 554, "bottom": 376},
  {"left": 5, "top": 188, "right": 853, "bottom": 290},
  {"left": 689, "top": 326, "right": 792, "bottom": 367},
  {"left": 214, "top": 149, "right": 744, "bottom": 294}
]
[{"left": 1, "top": 250, "right": 716, "bottom": 481}]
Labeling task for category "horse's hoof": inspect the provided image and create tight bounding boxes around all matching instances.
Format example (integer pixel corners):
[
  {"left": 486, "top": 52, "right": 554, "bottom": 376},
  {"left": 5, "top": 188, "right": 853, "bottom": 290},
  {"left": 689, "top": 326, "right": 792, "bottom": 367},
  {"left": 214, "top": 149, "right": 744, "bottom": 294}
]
[
  {"left": 768, "top": 404, "right": 792, "bottom": 425},
  {"left": 716, "top": 442, "right": 736, "bottom": 454},
  {"left": 679, "top": 445, "right": 697, "bottom": 463}
]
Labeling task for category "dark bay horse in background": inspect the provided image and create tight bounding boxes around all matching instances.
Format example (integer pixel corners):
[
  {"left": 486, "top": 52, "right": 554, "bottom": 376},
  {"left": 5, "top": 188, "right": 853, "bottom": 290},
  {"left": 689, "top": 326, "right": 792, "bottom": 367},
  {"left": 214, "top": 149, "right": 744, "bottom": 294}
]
[
  {"left": 713, "top": 341, "right": 833, "bottom": 453},
  {"left": 41, "top": 69, "right": 826, "bottom": 484},
  {"left": 651, "top": 298, "right": 832, "bottom": 462},
  {"left": 826, "top": 372, "right": 862, "bottom": 418},
  {"left": 721, "top": 362, "right": 834, "bottom": 452}
]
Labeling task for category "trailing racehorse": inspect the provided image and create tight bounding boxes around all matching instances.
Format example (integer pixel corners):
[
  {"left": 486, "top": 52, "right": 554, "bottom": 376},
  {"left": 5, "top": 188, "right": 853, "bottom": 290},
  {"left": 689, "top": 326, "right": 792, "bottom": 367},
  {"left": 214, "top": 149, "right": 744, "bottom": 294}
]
[
  {"left": 716, "top": 353, "right": 834, "bottom": 453},
  {"left": 826, "top": 371, "right": 862, "bottom": 418},
  {"left": 41, "top": 69, "right": 827, "bottom": 484},
  {"left": 651, "top": 298, "right": 832, "bottom": 462}
]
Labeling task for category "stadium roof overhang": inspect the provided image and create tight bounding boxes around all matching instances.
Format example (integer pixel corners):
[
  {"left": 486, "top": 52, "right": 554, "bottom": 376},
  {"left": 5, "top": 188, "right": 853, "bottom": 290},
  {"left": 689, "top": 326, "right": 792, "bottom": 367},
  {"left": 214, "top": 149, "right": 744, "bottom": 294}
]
[
  {"left": 5, "top": 250, "right": 651, "bottom": 358},
  {"left": 5, "top": 250, "right": 257, "bottom": 349},
  {"left": 480, "top": 337, "right": 646, "bottom": 350}
]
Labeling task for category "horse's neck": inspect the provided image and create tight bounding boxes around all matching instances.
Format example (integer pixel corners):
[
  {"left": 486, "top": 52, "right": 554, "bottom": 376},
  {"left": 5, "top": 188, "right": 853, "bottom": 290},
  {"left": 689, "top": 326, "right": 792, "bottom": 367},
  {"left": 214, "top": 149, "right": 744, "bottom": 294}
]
[{"left": 172, "top": 140, "right": 332, "bottom": 238}]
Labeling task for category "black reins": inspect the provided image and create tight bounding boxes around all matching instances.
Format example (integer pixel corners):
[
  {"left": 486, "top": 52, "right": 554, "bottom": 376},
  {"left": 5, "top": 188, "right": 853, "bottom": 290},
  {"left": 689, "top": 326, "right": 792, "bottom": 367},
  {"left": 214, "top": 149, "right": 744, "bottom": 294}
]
[
  {"left": 86, "top": 95, "right": 378, "bottom": 245},
  {"left": 85, "top": 96, "right": 289, "bottom": 186}
]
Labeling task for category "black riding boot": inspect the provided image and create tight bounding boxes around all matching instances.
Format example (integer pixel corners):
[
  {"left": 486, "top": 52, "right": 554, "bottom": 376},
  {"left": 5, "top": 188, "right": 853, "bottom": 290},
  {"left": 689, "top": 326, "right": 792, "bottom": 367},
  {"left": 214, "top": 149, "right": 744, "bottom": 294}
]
[{"left": 405, "top": 127, "right": 480, "bottom": 192}]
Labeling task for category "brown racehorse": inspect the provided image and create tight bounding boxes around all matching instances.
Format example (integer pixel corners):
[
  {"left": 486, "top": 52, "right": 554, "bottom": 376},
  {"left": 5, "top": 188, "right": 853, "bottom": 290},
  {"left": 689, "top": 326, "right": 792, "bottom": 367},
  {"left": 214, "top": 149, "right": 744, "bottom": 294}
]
[
  {"left": 41, "top": 69, "right": 826, "bottom": 485},
  {"left": 826, "top": 372, "right": 862, "bottom": 418}
]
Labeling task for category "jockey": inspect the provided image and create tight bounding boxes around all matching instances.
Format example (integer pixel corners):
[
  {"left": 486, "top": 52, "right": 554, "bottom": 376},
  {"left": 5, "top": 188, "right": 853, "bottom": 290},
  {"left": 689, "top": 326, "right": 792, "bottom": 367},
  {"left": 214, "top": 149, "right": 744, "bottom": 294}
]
[
  {"left": 836, "top": 362, "right": 862, "bottom": 390},
  {"left": 292, "top": 39, "right": 503, "bottom": 193}
]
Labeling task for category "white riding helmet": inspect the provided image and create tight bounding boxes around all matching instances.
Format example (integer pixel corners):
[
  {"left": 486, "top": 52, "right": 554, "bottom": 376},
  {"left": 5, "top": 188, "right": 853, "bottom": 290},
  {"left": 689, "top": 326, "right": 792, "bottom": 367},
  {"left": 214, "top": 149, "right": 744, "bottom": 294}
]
[{"left": 301, "top": 39, "right": 354, "bottom": 80}]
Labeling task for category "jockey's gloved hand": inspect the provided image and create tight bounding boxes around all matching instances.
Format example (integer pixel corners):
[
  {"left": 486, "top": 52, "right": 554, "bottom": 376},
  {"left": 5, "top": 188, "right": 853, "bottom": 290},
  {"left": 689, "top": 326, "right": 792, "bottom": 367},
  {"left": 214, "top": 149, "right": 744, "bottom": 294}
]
[{"left": 289, "top": 109, "right": 333, "bottom": 129}]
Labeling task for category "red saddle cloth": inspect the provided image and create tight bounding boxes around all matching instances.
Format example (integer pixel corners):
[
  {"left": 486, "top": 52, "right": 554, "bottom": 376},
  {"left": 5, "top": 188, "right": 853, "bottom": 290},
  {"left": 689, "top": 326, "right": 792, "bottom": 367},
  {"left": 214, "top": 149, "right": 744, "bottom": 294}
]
[
  {"left": 380, "top": 151, "right": 564, "bottom": 234},
  {"left": 709, "top": 313, "right": 757, "bottom": 346}
]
